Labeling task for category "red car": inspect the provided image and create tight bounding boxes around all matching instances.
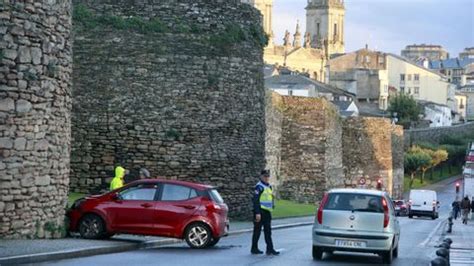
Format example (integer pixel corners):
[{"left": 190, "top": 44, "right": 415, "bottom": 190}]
[{"left": 67, "top": 179, "right": 229, "bottom": 248}]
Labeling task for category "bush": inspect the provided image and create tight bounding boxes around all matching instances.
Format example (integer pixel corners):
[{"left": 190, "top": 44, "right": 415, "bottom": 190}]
[{"left": 440, "top": 135, "right": 465, "bottom": 146}]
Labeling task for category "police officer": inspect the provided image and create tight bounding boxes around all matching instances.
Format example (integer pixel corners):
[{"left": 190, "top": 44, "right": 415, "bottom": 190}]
[{"left": 251, "top": 170, "right": 279, "bottom": 255}]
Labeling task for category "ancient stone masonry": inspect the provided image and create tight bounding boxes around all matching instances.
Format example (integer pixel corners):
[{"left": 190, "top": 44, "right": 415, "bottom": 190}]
[
  {"left": 0, "top": 1, "right": 73, "bottom": 238},
  {"left": 70, "top": 0, "right": 266, "bottom": 218},
  {"left": 265, "top": 91, "right": 283, "bottom": 192},
  {"left": 265, "top": 93, "right": 404, "bottom": 203},
  {"left": 267, "top": 93, "right": 344, "bottom": 203},
  {"left": 391, "top": 126, "right": 404, "bottom": 199},
  {"left": 342, "top": 118, "right": 404, "bottom": 198},
  {"left": 404, "top": 122, "right": 474, "bottom": 148}
]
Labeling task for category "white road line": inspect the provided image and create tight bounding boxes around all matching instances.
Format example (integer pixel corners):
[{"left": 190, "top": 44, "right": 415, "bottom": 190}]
[{"left": 418, "top": 219, "right": 445, "bottom": 247}]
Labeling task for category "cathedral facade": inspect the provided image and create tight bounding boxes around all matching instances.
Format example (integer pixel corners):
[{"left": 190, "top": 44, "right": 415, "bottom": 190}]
[{"left": 243, "top": 0, "right": 346, "bottom": 82}]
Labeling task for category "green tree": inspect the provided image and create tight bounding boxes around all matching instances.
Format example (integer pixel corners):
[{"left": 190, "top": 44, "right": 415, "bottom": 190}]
[
  {"left": 404, "top": 151, "right": 431, "bottom": 188},
  {"left": 410, "top": 146, "right": 448, "bottom": 184},
  {"left": 388, "top": 93, "right": 423, "bottom": 129}
]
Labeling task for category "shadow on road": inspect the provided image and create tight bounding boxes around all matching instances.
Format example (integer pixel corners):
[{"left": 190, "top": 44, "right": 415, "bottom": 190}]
[
  {"left": 150, "top": 245, "right": 243, "bottom": 251},
  {"left": 319, "top": 252, "right": 383, "bottom": 264}
]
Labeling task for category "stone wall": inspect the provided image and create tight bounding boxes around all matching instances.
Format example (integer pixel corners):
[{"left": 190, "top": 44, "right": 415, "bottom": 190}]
[
  {"left": 404, "top": 122, "right": 474, "bottom": 148},
  {"left": 265, "top": 92, "right": 283, "bottom": 192},
  {"left": 271, "top": 95, "right": 343, "bottom": 203},
  {"left": 70, "top": 0, "right": 266, "bottom": 218},
  {"left": 0, "top": 1, "right": 73, "bottom": 238},
  {"left": 342, "top": 118, "right": 395, "bottom": 195},
  {"left": 265, "top": 94, "right": 404, "bottom": 204},
  {"left": 391, "top": 126, "right": 404, "bottom": 199}
]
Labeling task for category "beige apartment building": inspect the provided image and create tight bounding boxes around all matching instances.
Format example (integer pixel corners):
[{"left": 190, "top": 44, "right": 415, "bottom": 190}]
[
  {"left": 459, "top": 47, "right": 474, "bottom": 59},
  {"left": 401, "top": 44, "right": 449, "bottom": 62},
  {"left": 327, "top": 48, "right": 389, "bottom": 110},
  {"left": 387, "top": 54, "right": 455, "bottom": 109}
]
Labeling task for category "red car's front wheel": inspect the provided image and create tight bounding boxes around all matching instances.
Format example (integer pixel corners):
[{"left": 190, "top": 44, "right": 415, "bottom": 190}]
[{"left": 79, "top": 214, "right": 106, "bottom": 239}]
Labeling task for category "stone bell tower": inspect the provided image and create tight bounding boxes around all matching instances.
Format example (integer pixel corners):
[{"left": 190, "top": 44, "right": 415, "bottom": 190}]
[{"left": 306, "top": 0, "right": 345, "bottom": 57}]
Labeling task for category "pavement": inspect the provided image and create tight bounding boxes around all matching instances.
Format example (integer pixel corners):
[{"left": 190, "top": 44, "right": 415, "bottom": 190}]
[
  {"left": 438, "top": 214, "right": 474, "bottom": 265},
  {"left": 0, "top": 216, "right": 313, "bottom": 265},
  {"left": 412, "top": 175, "right": 474, "bottom": 265}
]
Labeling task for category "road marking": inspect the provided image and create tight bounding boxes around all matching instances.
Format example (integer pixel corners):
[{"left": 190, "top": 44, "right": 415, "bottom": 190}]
[{"left": 418, "top": 219, "right": 445, "bottom": 247}]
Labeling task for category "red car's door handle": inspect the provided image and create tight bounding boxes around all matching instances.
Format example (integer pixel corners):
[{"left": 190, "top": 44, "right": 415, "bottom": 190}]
[
  {"left": 141, "top": 203, "right": 153, "bottom": 208},
  {"left": 177, "top": 205, "right": 196, "bottom": 210}
]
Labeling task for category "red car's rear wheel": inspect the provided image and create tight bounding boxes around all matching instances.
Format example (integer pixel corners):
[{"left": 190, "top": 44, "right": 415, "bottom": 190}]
[{"left": 185, "top": 223, "right": 212, "bottom": 249}]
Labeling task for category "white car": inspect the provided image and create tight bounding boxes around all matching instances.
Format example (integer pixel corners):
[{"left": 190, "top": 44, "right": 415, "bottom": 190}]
[
  {"left": 407, "top": 189, "right": 439, "bottom": 219},
  {"left": 312, "top": 188, "right": 401, "bottom": 264}
]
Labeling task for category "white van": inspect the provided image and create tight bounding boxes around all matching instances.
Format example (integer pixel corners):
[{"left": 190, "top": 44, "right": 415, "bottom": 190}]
[
  {"left": 464, "top": 162, "right": 474, "bottom": 177},
  {"left": 408, "top": 189, "right": 439, "bottom": 219}
]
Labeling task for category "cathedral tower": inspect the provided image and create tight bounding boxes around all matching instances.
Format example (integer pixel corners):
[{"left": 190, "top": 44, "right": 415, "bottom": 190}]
[
  {"left": 242, "top": 0, "right": 274, "bottom": 46},
  {"left": 306, "top": 0, "right": 345, "bottom": 57}
]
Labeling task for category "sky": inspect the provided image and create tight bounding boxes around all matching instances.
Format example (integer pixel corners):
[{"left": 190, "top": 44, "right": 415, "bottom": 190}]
[{"left": 272, "top": 0, "right": 474, "bottom": 57}]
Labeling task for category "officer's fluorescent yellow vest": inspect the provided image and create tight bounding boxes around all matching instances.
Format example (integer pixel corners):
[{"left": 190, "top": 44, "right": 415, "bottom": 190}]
[{"left": 258, "top": 181, "right": 274, "bottom": 212}]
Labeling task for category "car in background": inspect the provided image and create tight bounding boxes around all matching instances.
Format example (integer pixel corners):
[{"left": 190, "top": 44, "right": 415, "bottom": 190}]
[
  {"left": 312, "top": 188, "right": 400, "bottom": 264},
  {"left": 463, "top": 162, "right": 474, "bottom": 178},
  {"left": 407, "top": 189, "right": 439, "bottom": 219},
  {"left": 466, "top": 151, "right": 474, "bottom": 162},
  {"left": 68, "top": 179, "right": 229, "bottom": 249},
  {"left": 392, "top": 200, "right": 408, "bottom": 216}
]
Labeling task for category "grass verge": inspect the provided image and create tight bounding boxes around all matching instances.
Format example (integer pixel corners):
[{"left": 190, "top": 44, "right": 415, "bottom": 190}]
[
  {"left": 68, "top": 192, "right": 86, "bottom": 208},
  {"left": 272, "top": 199, "right": 317, "bottom": 219},
  {"left": 404, "top": 165, "right": 462, "bottom": 191}
]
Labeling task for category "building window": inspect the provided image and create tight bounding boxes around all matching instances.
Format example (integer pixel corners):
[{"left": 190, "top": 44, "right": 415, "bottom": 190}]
[
  {"left": 334, "top": 23, "right": 337, "bottom": 38},
  {"left": 378, "top": 56, "right": 385, "bottom": 64},
  {"left": 316, "top": 22, "right": 320, "bottom": 37},
  {"left": 407, "top": 87, "right": 411, "bottom": 94},
  {"left": 414, "top": 74, "right": 420, "bottom": 81},
  {"left": 400, "top": 74, "right": 405, "bottom": 81},
  {"left": 288, "top": 90, "right": 293, "bottom": 96},
  {"left": 414, "top": 87, "right": 419, "bottom": 94},
  {"left": 400, "top": 86, "right": 405, "bottom": 93},
  {"left": 407, "top": 74, "right": 412, "bottom": 81}
]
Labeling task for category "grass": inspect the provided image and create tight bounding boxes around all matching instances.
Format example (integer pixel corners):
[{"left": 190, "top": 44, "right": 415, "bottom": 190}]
[
  {"left": 404, "top": 165, "right": 462, "bottom": 191},
  {"left": 67, "top": 192, "right": 86, "bottom": 208},
  {"left": 272, "top": 199, "right": 317, "bottom": 219}
]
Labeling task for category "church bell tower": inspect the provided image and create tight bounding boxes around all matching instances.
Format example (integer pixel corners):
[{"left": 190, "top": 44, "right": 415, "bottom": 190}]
[{"left": 306, "top": 0, "right": 345, "bottom": 57}]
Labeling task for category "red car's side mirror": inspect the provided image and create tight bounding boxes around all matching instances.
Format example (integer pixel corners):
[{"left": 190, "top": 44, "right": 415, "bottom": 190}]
[{"left": 111, "top": 193, "right": 122, "bottom": 201}]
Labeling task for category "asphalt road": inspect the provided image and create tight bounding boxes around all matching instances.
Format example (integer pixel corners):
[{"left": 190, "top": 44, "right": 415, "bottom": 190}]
[{"left": 40, "top": 179, "right": 459, "bottom": 266}]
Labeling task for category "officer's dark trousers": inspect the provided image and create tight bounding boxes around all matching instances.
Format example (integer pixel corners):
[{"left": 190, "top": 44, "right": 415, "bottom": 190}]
[{"left": 251, "top": 209, "right": 274, "bottom": 252}]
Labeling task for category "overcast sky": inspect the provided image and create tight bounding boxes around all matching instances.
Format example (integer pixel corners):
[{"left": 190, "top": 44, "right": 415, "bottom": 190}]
[{"left": 272, "top": 0, "right": 474, "bottom": 57}]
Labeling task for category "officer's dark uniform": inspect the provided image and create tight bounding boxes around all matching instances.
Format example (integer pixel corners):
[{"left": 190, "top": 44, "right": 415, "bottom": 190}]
[{"left": 251, "top": 171, "right": 279, "bottom": 255}]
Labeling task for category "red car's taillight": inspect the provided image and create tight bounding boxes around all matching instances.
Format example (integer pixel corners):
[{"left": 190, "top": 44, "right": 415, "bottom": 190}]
[
  {"left": 382, "top": 197, "right": 389, "bottom": 228},
  {"left": 317, "top": 193, "right": 329, "bottom": 224}
]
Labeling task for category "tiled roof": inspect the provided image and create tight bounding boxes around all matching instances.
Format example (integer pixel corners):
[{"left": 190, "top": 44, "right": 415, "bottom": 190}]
[
  {"left": 265, "top": 72, "right": 355, "bottom": 97},
  {"left": 430, "top": 58, "right": 474, "bottom": 69}
]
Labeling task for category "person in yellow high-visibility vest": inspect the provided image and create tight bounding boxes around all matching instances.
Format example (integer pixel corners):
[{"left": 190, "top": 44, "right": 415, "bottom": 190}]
[
  {"left": 110, "top": 166, "right": 126, "bottom": 191},
  {"left": 251, "top": 170, "right": 279, "bottom": 255}
]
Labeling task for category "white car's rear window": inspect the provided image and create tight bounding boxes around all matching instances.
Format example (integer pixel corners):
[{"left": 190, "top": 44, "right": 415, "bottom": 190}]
[{"left": 325, "top": 193, "right": 384, "bottom": 213}]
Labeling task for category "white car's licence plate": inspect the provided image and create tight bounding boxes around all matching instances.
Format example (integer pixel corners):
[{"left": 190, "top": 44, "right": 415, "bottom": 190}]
[{"left": 335, "top": 239, "right": 367, "bottom": 248}]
